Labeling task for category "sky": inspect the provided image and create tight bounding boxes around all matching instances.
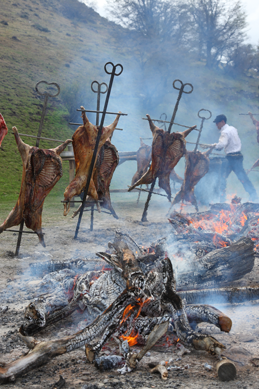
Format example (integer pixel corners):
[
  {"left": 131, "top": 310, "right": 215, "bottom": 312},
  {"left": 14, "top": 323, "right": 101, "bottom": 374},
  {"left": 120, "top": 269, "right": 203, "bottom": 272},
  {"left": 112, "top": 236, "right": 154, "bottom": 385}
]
[{"left": 80, "top": 0, "right": 259, "bottom": 45}]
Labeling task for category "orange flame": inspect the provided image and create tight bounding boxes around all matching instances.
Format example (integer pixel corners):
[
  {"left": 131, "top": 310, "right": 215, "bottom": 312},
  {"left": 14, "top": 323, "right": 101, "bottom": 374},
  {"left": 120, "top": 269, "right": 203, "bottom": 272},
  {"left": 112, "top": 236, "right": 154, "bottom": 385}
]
[
  {"left": 120, "top": 330, "right": 139, "bottom": 346},
  {"left": 120, "top": 304, "right": 135, "bottom": 324},
  {"left": 212, "top": 234, "right": 229, "bottom": 248},
  {"left": 190, "top": 208, "right": 248, "bottom": 236}
]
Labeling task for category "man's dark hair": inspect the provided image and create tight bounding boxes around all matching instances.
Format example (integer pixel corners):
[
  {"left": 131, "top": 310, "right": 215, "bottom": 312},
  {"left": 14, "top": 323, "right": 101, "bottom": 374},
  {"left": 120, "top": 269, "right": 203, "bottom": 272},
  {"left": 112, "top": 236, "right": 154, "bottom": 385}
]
[{"left": 213, "top": 114, "right": 227, "bottom": 124}]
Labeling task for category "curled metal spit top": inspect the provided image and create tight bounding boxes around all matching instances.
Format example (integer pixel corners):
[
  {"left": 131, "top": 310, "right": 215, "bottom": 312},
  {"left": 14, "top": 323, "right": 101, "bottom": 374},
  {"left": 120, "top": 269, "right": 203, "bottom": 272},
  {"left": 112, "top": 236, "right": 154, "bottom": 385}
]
[
  {"left": 35, "top": 81, "right": 60, "bottom": 97},
  {"left": 104, "top": 62, "right": 123, "bottom": 76},
  {"left": 160, "top": 113, "right": 167, "bottom": 121},
  {"left": 198, "top": 109, "right": 212, "bottom": 120},
  {"left": 160, "top": 113, "right": 167, "bottom": 131},
  {"left": 173, "top": 79, "right": 193, "bottom": 94},
  {"left": 91, "top": 81, "right": 108, "bottom": 94}
]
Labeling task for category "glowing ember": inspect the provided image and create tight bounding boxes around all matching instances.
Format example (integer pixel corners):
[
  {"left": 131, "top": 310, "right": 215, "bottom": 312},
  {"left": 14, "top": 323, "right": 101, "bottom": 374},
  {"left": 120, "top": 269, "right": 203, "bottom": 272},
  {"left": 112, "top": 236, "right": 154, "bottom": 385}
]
[
  {"left": 120, "top": 330, "right": 139, "bottom": 346},
  {"left": 212, "top": 235, "right": 229, "bottom": 248},
  {"left": 120, "top": 304, "right": 135, "bottom": 324},
  {"left": 190, "top": 207, "right": 248, "bottom": 236}
]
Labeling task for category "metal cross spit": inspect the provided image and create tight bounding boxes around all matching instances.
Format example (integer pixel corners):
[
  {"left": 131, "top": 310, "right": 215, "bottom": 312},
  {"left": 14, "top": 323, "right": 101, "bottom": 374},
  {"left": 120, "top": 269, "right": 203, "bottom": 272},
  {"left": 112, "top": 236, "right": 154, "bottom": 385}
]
[
  {"left": 140, "top": 79, "right": 194, "bottom": 222},
  {"left": 6, "top": 81, "right": 61, "bottom": 256},
  {"left": 74, "top": 79, "right": 122, "bottom": 231},
  {"left": 73, "top": 62, "right": 127, "bottom": 239}
]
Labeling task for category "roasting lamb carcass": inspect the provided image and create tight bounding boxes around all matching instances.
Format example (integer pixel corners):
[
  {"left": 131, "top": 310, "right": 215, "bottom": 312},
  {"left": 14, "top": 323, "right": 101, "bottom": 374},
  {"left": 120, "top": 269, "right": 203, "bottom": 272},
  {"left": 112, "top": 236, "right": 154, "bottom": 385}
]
[
  {"left": 170, "top": 148, "right": 215, "bottom": 212},
  {"left": 131, "top": 138, "right": 151, "bottom": 186},
  {"left": 72, "top": 139, "right": 119, "bottom": 219},
  {"left": 94, "top": 139, "right": 119, "bottom": 218},
  {"left": 0, "top": 113, "right": 8, "bottom": 147},
  {"left": 0, "top": 127, "right": 72, "bottom": 245},
  {"left": 128, "top": 114, "right": 196, "bottom": 201},
  {"left": 63, "top": 107, "right": 120, "bottom": 216}
]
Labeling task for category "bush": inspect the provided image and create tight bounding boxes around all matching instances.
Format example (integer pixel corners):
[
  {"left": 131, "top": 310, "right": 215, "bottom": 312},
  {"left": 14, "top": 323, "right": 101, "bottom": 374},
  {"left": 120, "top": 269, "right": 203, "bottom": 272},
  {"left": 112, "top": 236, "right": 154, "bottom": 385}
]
[{"left": 32, "top": 24, "right": 50, "bottom": 32}]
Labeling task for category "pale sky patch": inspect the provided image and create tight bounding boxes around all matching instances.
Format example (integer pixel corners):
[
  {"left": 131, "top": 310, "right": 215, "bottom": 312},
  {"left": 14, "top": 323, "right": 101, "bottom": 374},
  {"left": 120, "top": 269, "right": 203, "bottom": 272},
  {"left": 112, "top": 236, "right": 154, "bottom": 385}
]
[{"left": 80, "top": 0, "right": 259, "bottom": 45}]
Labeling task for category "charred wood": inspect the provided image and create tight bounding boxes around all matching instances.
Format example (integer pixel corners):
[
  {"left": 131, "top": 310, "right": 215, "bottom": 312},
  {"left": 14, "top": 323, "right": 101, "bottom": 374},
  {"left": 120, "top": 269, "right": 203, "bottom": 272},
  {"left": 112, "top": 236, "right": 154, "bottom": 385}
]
[
  {"left": 178, "top": 286, "right": 259, "bottom": 305},
  {"left": 1, "top": 233, "right": 228, "bottom": 383}
]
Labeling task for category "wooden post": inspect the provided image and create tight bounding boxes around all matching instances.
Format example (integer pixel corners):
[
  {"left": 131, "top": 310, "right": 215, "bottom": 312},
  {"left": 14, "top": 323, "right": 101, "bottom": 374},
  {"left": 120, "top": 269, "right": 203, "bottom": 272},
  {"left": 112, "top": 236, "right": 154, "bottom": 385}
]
[{"left": 216, "top": 358, "right": 236, "bottom": 381}]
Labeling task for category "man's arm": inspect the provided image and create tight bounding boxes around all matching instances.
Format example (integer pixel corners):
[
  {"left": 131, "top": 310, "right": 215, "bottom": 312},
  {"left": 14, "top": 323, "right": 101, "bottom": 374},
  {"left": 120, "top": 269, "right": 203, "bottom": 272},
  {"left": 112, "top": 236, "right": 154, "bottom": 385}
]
[{"left": 214, "top": 131, "right": 228, "bottom": 150}]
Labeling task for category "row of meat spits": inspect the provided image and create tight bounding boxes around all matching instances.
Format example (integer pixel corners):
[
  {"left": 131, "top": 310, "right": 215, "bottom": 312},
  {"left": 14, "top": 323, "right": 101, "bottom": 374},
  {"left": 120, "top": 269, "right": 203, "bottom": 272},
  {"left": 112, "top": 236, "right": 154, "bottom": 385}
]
[
  {"left": 0, "top": 109, "right": 120, "bottom": 245},
  {"left": 0, "top": 109, "right": 213, "bottom": 245}
]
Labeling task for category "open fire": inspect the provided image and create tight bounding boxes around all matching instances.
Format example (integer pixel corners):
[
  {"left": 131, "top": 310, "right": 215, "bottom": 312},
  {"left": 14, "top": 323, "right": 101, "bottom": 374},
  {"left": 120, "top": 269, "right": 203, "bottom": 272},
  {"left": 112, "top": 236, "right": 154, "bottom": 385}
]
[{"left": 0, "top": 232, "right": 239, "bottom": 384}]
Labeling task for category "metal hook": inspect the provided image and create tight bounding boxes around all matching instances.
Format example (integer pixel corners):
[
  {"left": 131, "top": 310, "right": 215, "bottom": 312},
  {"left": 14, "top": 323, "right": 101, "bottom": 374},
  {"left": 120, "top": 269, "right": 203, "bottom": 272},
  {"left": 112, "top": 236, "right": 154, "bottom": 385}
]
[
  {"left": 105, "top": 62, "right": 123, "bottom": 76},
  {"left": 194, "top": 108, "right": 212, "bottom": 152},
  {"left": 160, "top": 113, "right": 167, "bottom": 121},
  {"left": 91, "top": 81, "right": 108, "bottom": 95},
  {"left": 91, "top": 81, "right": 108, "bottom": 126},
  {"left": 35, "top": 81, "right": 60, "bottom": 148},
  {"left": 168, "top": 79, "right": 194, "bottom": 133},
  {"left": 160, "top": 113, "right": 167, "bottom": 131},
  {"left": 173, "top": 79, "right": 193, "bottom": 94},
  {"left": 198, "top": 109, "right": 212, "bottom": 120},
  {"left": 35, "top": 81, "right": 60, "bottom": 97}
]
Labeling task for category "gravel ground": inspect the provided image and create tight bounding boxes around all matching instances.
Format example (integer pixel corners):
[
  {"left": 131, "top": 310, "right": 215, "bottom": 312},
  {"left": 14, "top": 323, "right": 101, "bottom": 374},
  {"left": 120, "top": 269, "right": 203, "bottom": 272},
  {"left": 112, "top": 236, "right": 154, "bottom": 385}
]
[{"left": 1, "top": 196, "right": 259, "bottom": 388}]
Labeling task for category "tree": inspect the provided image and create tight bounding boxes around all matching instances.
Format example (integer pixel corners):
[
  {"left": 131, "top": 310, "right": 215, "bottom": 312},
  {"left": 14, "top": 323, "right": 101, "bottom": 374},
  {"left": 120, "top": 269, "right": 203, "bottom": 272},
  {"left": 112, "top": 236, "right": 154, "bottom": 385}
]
[
  {"left": 224, "top": 43, "right": 259, "bottom": 76},
  {"left": 106, "top": 0, "right": 190, "bottom": 43},
  {"left": 186, "top": 0, "right": 247, "bottom": 68}
]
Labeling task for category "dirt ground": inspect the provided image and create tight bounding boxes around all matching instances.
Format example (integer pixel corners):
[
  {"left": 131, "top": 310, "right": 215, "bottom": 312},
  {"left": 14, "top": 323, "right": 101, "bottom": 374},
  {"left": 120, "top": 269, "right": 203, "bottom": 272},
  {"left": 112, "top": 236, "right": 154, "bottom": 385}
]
[{"left": 1, "top": 194, "right": 259, "bottom": 388}]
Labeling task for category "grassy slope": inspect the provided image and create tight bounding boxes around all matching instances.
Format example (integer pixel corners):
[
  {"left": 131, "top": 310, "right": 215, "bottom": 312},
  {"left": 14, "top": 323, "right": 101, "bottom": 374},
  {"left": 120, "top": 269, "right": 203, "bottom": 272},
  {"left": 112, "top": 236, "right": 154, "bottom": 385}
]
[
  {"left": 0, "top": 0, "right": 125, "bottom": 204},
  {"left": 0, "top": 0, "right": 259, "bottom": 213}
]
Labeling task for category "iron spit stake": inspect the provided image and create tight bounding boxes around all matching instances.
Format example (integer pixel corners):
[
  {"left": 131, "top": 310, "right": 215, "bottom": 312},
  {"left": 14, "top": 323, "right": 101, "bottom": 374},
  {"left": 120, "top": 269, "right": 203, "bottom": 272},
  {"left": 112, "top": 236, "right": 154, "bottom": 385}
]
[
  {"left": 89, "top": 80, "right": 108, "bottom": 230},
  {"left": 14, "top": 80, "right": 60, "bottom": 256},
  {"left": 194, "top": 109, "right": 212, "bottom": 152},
  {"left": 91, "top": 81, "right": 108, "bottom": 126},
  {"left": 35, "top": 81, "right": 60, "bottom": 147},
  {"left": 74, "top": 62, "right": 123, "bottom": 239},
  {"left": 168, "top": 79, "right": 193, "bottom": 134},
  {"left": 140, "top": 79, "right": 193, "bottom": 222}
]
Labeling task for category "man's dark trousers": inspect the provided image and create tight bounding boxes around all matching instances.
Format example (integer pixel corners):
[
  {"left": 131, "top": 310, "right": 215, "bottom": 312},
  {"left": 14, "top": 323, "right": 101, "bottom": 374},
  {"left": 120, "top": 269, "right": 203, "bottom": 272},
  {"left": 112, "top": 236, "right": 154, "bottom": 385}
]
[{"left": 220, "top": 152, "right": 257, "bottom": 202}]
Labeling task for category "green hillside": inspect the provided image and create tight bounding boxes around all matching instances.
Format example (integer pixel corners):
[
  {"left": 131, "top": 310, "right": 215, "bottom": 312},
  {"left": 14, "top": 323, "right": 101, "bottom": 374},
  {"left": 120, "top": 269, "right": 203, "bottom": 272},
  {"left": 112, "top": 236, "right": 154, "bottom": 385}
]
[{"left": 0, "top": 0, "right": 259, "bottom": 208}]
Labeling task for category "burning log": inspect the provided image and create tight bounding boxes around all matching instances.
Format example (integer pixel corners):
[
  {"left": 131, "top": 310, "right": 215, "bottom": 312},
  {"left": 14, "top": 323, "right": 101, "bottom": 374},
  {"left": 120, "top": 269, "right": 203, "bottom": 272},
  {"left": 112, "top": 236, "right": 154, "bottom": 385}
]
[
  {"left": 170, "top": 200, "right": 259, "bottom": 256},
  {"left": 169, "top": 213, "right": 232, "bottom": 246},
  {"left": 1, "top": 232, "right": 227, "bottom": 383},
  {"left": 178, "top": 285, "right": 259, "bottom": 305},
  {"left": 185, "top": 305, "right": 232, "bottom": 332},
  {"left": 22, "top": 233, "right": 252, "bottom": 337}
]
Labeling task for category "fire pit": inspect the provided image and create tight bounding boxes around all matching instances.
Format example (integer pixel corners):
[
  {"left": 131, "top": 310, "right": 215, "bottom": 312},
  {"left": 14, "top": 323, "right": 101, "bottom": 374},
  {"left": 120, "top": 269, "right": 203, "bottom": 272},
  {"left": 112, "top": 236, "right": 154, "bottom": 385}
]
[{"left": 0, "top": 199, "right": 259, "bottom": 388}]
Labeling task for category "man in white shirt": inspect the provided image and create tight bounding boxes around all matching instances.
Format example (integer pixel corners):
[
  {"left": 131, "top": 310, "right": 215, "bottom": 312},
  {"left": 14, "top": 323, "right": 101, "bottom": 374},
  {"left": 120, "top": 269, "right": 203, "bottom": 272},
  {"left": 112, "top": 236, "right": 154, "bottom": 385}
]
[{"left": 212, "top": 114, "right": 257, "bottom": 202}]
